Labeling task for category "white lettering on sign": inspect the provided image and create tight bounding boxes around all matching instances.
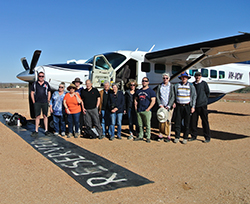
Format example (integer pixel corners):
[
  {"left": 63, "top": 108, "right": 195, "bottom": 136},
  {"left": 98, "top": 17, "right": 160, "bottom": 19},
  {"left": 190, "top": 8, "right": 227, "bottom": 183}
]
[
  {"left": 61, "top": 160, "right": 96, "bottom": 168},
  {"left": 35, "top": 143, "right": 58, "bottom": 148},
  {"left": 87, "top": 173, "right": 127, "bottom": 187},
  {"left": 54, "top": 155, "right": 86, "bottom": 163},
  {"left": 48, "top": 150, "right": 76, "bottom": 158},
  {"left": 39, "top": 147, "right": 64, "bottom": 154},
  {"left": 31, "top": 139, "right": 128, "bottom": 188},
  {"left": 228, "top": 72, "right": 243, "bottom": 80},
  {"left": 71, "top": 166, "right": 108, "bottom": 176}
]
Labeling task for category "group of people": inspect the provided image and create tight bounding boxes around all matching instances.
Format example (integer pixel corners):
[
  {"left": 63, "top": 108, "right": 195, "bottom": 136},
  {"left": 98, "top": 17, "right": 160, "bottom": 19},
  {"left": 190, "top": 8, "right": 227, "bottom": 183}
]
[{"left": 31, "top": 70, "right": 211, "bottom": 144}]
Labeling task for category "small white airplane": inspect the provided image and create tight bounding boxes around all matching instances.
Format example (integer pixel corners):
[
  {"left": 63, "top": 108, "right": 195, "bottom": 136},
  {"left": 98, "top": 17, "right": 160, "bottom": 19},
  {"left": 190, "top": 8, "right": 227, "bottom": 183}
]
[{"left": 17, "top": 33, "right": 250, "bottom": 118}]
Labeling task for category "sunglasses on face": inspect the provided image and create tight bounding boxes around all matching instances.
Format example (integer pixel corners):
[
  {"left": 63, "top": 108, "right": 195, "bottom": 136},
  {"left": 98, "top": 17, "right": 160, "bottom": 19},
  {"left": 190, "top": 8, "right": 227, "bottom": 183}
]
[
  {"left": 38, "top": 75, "right": 44, "bottom": 78},
  {"left": 59, "top": 86, "right": 64, "bottom": 88},
  {"left": 70, "top": 87, "right": 75, "bottom": 90},
  {"left": 142, "top": 80, "right": 148, "bottom": 82},
  {"left": 130, "top": 84, "right": 135, "bottom": 86},
  {"left": 163, "top": 77, "right": 169, "bottom": 79}
]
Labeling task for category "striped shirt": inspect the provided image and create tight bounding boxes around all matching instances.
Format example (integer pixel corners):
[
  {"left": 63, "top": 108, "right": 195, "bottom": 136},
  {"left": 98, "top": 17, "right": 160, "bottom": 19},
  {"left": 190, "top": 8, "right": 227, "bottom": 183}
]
[
  {"left": 176, "top": 82, "right": 191, "bottom": 104},
  {"left": 160, "top": 82, "right": 171, "bottom": 107}
]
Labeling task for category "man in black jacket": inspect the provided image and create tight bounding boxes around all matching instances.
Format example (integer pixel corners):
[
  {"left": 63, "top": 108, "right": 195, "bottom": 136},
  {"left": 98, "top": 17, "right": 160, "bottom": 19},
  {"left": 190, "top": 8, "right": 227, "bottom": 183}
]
[{"left": 189, "top": 72, "right": 211, "bottom": 143}]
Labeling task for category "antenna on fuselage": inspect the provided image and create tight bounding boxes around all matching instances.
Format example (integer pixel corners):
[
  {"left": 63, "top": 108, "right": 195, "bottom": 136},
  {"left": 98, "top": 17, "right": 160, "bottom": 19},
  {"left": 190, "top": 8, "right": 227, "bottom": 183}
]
[
  {"left": 135, "top": 48, "right": 139, "bottom": 51},
  {"left": 148, "top": 45, "right": 155, "bottom": 52},
  {"left": 238, "top": 31, "right": 250, "bottom": 35}
]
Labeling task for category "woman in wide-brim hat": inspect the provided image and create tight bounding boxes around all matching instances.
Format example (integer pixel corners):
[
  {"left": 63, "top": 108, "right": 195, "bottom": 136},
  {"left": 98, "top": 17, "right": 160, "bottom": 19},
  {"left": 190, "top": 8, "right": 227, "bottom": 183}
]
[
  {"left": 64, "top": 83, "right": 83, "bottom": 138},
  {"left": 67, "top": 83, "right": 77, "bottom": 91}
]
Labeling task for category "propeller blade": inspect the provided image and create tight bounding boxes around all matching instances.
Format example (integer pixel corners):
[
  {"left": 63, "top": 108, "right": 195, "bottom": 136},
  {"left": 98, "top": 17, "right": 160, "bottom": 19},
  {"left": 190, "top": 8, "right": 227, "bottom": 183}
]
[
  {"left": 28, "top": 82, "right": 35, "bottom": 118},
  {"left": 21, "top": 57, "right": 30, "bottom": 70},
  {"left": 30, "top": 50, "right": 42, "bottom": 74}
]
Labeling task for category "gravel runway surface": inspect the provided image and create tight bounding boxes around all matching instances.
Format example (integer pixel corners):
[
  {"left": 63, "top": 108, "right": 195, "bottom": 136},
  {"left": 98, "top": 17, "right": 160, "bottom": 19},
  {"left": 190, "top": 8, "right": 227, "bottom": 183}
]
[{"left": 0, "top": 88, "right": 250, "bottom": 203}]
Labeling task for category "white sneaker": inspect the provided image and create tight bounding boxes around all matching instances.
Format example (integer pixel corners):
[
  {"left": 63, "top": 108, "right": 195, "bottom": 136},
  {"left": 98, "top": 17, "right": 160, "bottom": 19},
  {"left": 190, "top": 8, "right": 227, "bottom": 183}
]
[
  {"left": 61, "top": 132, "right": 65, "bottom": 136},
  {"left": 54, "top": 132, "right": 59, "bottom": 136},
  {"left": 182, "top": 139, "right": 187, "bottom": 144},
  {"left": 174, "top": 138, "right": 179, "bottom": 143}
]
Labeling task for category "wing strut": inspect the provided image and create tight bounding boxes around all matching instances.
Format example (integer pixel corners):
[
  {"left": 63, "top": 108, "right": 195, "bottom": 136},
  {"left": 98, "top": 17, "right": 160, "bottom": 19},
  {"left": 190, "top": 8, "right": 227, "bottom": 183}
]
[{"left": 170, "top": 54, "right": 207, "bottom": 81}]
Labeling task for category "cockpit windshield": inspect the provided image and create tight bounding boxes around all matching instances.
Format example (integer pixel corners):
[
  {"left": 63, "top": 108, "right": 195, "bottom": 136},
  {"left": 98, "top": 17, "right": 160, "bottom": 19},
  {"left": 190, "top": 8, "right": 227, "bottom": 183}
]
[{"left": 85, "top": 52, "right": 126, "bottom": 69}]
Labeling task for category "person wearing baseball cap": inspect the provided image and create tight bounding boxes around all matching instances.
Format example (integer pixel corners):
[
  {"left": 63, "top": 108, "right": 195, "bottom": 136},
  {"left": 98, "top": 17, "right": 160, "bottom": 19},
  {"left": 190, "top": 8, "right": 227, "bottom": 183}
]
[{"left": 189, "top": 71, "right": 211, "bottom": 143}]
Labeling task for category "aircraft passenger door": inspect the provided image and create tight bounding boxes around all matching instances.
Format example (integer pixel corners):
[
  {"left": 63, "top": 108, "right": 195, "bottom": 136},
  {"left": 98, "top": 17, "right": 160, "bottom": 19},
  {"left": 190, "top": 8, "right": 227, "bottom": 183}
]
[{"left": 91, "top": 55, "right": 115, "bottom": 88}]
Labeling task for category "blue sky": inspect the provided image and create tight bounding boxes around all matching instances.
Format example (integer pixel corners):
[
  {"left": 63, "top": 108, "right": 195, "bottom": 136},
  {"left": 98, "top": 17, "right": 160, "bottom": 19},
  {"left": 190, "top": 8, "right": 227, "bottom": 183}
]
[{"left": 0, "top": 0, "right": 249, "bottom": 82}]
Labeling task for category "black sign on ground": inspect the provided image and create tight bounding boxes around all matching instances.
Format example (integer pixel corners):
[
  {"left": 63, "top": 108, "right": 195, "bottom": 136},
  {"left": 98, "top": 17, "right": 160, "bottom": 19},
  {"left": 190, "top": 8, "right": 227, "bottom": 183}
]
[{"left": 0, "top": 112, "right": 153, "bottom": 193}]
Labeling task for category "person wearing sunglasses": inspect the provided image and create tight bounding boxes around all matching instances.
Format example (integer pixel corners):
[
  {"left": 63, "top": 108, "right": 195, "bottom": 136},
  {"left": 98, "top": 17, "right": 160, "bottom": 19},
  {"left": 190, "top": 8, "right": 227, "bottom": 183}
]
[
  {"left": 134, "top": 77, "right": 156, "bottom": 143},
  {"left": 30, "top": 71, "right": 51, "bottom": 137},
  {"left": 156, "top": 73, "right": 175, "bottom": 142},
  {"left": 125, "top": 79, "right": 139, "bottom": 140},
  {"left": 63, "top": 83, "right": 84, "bottom": 138},
  {"left": 49, "top": 82, "right": 67, "bottom": 136}
]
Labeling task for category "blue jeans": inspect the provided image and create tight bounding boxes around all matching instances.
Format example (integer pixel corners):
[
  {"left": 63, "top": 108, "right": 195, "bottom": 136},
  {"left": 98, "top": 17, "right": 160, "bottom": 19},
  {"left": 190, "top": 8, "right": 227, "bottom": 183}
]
[
  {"left": 127, "top": 108, "right": 139, "bottom": 134},
  {"left": 109, "top": 112, "right": 123, "bottom": 138},
  {"left": 53, "top": 114, "right": 66, "bottom": 133},
  {"left": 67, "top": 112, "right": 80, "bottom": 134},
  {"left": 101, "top": 110, "right": 110, "bottom": 136}
]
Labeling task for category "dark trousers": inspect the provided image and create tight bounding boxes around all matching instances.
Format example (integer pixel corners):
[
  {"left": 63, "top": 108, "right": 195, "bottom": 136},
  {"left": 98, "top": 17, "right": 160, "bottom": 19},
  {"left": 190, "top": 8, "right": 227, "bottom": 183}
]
[
  {"left": 190, "top": 105, "right": 211, "bottom": 140},
  {"left": 175, "top": 104, "right": 191, "bottom": 139},
  {"left": 84, "top": 108, "right": 103, "bottom": 136}
]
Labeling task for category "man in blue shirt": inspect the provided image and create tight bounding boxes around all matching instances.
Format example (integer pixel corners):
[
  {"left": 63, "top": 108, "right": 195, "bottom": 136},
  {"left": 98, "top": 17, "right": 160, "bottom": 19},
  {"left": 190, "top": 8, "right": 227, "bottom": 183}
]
[
  {"left": 30, "top": 71, "right": 51, "bottom": 136},
  {"left": 134, "top": 77, "right": 156, "bottom": 143}
]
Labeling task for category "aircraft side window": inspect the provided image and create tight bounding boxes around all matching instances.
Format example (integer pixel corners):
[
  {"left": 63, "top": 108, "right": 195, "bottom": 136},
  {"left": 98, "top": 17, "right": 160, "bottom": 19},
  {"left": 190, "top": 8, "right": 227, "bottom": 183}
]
[
  {"left": 219, "top": 71, "right": 225, "bottom": 79},
  {"left": 210, "top": 69, "right": 217, "bottom": 78},
  {"left": 95, "top": 57, "right": 110, "bottom": 70},
  {"left": 189, "top": 69, "right": 198, "bottom": 76},
  {"left": 201, "top": 68, "right": 208, "bottom": 77},
  {"left": 141, "top": 62, "right": 150, "bottom": 72},
  {"left": 154, "top": 64, "right": 165, "bottom": 74},
  {"left": 172, "top": 65, "right": 182, "bottom": 75}
]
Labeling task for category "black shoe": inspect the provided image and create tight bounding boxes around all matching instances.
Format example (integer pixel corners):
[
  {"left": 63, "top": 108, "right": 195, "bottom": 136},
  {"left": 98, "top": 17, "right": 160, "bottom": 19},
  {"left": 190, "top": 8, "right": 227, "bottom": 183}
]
[
  {"left": 117, "top": 136, "right": 122, "bottom": 140},
  {"left": 45, "top": 131, "right": 51, "bottom": 136},
  {"left": 99, "top": 135, "right": 105, "bottom": 139},
  {"left": 164, "top": 138, "right": 170, "bottom": 143},
  {"left": 31, "top": 131, "right": 38, "bottom": 137},
  {"left": 203, "top": 139, "right": 210, "bottom": 143},
  {"left": 134, "top": 137, "right": 143, "bottom": 141},
  {"left": 109, "top": 136, "right": 115, "bottom": 141},
  {"left": 146, "top": 139, "right": 151, "bottom": 143},
  {"left": 188, "top": 137, "right": 197, "bottom": 141}
]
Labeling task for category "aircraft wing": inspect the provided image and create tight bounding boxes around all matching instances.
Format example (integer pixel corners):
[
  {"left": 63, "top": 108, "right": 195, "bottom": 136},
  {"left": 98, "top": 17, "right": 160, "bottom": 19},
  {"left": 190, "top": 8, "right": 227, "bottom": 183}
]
[{"left": 145, "top": 34, "right": 250, "bottom": 79}]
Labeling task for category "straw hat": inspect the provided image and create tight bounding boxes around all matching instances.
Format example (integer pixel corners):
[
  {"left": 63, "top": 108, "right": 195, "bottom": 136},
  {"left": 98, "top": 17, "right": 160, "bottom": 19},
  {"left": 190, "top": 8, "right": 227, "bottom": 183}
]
[
  {"left": 157, "top": 107, "right": 169, "bottom": 123},
  {"left": 67, "top": 83, "right": 77, "bottom": 91}
]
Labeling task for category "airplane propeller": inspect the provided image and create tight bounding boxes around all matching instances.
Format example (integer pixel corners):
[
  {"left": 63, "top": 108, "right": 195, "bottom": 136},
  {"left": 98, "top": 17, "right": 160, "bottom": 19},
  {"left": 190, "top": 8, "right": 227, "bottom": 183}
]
[
  {"left": 20, "top": 50, "right": 42, "bottom": 74},
  {"left": 19, "top": 50, "right": 42, "bottom": 119}
]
